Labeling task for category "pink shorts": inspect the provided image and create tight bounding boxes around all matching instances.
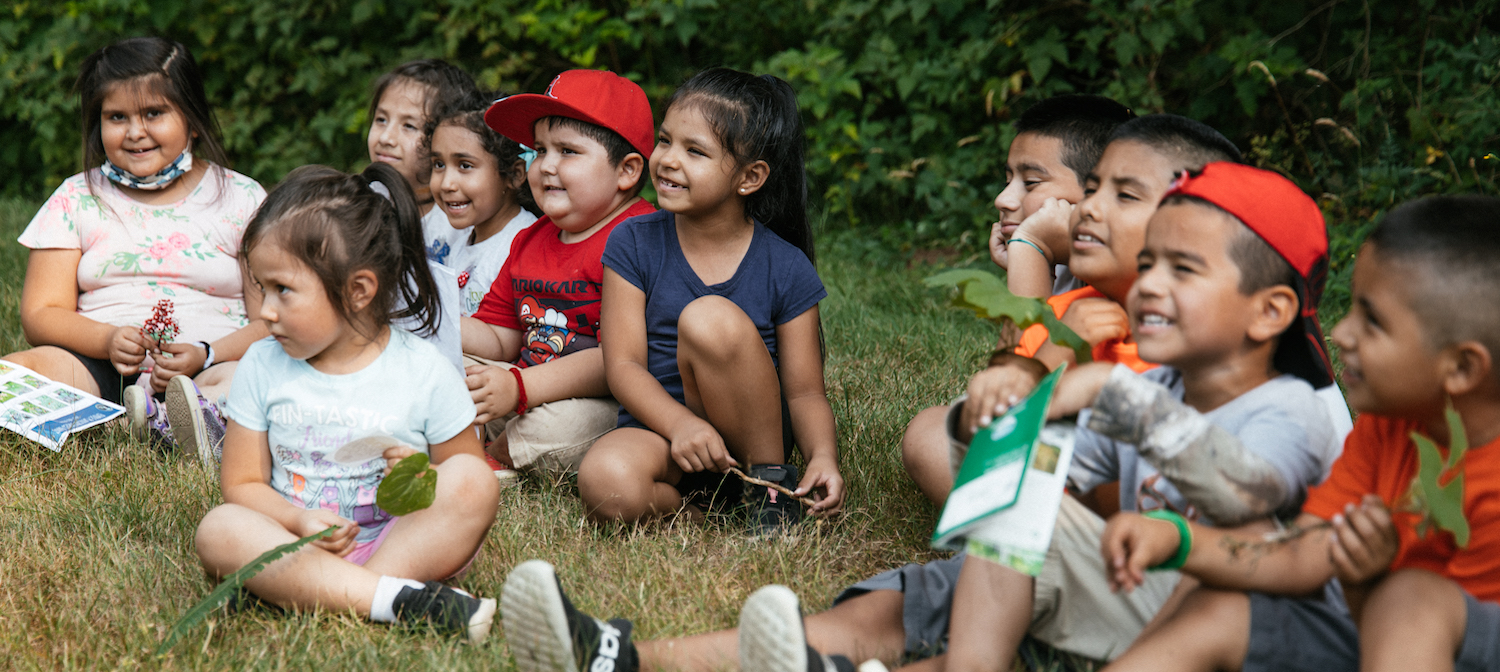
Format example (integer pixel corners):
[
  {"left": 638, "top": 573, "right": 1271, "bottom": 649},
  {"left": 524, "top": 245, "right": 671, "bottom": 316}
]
[{"left": 341, "top": 517, "right": 480, "bottom": 580}]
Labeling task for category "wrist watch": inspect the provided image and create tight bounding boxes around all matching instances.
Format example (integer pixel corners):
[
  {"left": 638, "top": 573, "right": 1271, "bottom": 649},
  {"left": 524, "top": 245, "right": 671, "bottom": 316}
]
[{"left": 198, "top": 341, "right": 216, "bottom": 371}]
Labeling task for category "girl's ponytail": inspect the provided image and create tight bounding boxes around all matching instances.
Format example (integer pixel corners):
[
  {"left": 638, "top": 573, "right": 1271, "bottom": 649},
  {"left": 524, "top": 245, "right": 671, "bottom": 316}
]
[
  {"left": 361, "top": 162, "right": 442, "bottom": 337},
  {"left": 666, "top": 68, "right": 815, "bottom": 263}
]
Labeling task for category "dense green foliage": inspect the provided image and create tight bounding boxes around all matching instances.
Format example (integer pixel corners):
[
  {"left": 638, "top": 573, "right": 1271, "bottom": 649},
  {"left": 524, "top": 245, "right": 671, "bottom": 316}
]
[{"left": 3, "top": 0, "right": 1495, "bottom": 276}]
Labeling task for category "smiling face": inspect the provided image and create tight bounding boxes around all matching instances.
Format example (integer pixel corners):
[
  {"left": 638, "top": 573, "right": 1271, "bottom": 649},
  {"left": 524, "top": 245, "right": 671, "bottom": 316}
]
[
  {"left": 1129, "top": 201, "right": 1267, "bottom": 370},
  {"left": 249, "top": 241, "right": 350, "bottom": 368},
  {"left": 367, "top": 79, "right": 433, "bottom": 191},
  {"left": 993, "top": 132, "right": 1084, "bottom": 236},
  {"left": 649, "top": 104, "right": 758, "bottom": 222},
  {"left": 1329, "top": 247, "right": 1448, "bottom": 418},
  {"left": 528, "top": 120, "right": 638, "bottom": 236},
  {"left": 429, "top": 123, "right": 522, "bottom": 241},
  {"left": 1070, "top": 140, "right": 1183, "bottom": 302},
  {"left": 100, "top": 81, "right": 193, "bottom": 179}
]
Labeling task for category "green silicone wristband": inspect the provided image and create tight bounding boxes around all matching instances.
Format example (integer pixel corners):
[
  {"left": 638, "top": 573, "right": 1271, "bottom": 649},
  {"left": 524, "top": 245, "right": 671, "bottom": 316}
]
[
  {"left": 1006, "top": 237, "right": 1053, "bottom": 266},
  {"left": 1143, "top": 510, "right": 1192, "bottom": 571}
]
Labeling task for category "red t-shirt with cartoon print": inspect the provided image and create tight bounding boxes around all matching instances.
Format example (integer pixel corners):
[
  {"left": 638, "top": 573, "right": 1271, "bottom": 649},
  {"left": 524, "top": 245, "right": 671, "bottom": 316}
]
[{"left": 471, "top": 199, "right": 656, "bottom": 368}]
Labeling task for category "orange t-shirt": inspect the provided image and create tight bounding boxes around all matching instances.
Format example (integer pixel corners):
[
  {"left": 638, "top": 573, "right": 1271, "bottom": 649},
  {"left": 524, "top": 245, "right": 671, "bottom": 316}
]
[
  {"left": 1303, "top": 414, "right": 1500, "bottom": 603},
  {"left": 1014, "top": 287, "right": 1154, "bottom": 373}
]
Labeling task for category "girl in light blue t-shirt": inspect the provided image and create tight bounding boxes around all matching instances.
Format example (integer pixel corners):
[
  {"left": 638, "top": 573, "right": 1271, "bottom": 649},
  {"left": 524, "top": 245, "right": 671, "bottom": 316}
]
[{"left": 192, "top": 163, "right": 500, "bottom": 643}]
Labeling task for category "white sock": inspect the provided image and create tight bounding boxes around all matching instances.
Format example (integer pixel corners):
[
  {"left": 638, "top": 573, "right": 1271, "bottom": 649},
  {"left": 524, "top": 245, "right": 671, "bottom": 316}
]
[{"left": 369, "top": 576, "right": 426, "bottom": 623}]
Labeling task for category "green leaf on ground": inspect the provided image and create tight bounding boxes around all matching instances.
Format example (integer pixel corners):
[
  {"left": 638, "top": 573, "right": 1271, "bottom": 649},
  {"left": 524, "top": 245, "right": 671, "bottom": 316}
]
[
  {"left": 156, "top": 527, "right": 336, "bottom": 656},
  {"left": 377, "top": 453, "right": 437, "bottom": 517}
]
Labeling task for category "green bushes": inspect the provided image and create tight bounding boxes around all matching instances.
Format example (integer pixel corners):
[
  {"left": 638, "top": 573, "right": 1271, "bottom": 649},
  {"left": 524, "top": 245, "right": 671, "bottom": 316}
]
[{"left": 3, "top": 0, "right": 1495, "bottom": 266}]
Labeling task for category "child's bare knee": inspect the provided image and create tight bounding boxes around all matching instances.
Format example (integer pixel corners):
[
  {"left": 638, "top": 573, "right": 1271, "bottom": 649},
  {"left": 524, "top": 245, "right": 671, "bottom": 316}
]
[
  {"left": 1367, "top": 569, "right": 1465, "bottom": 629},
  {"left": 678, "top": 296, "right": 755, "bottom": 355}
]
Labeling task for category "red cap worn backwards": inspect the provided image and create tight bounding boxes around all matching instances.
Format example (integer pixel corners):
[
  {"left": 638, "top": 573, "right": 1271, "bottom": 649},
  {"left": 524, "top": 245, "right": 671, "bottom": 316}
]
[
  {"left": 484, "top": 69, "right": 654, "bottom": 159},
  {"left": 1164, "top": 161, "right": 1333, "bottom": 388}
]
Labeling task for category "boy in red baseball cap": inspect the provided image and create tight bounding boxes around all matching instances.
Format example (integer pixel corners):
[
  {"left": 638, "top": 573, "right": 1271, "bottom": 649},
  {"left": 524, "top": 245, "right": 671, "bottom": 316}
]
[
  {"left": 1100, "top": 195, "right": 1500, "bottom": 672},
  {"left": 461, "top": 69, "right": 656, "bottom": 480}
]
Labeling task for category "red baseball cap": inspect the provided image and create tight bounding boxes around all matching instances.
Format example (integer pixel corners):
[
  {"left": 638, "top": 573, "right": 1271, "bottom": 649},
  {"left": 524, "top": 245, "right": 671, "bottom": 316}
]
[
  {"left": 1163, "top": 162, "right": 1333, "bottom": 388},
  {"left": 484, "top": 69, "right": 654, "bottom": 159}
]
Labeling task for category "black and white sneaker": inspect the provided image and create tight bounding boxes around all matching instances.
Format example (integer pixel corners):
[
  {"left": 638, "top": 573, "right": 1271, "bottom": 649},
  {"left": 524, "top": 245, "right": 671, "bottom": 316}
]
[
  {"left": 501, "top": 559, "right": 637, "bottom": 672},
  {"left": 744, "top": 464, "right": 802, "bottom": 536},
  {"left": 739, "top": 585, "right": 855, "bottom": 672},
  {"left": 391, "top": 580, "right": 497, "bottom": 643}
]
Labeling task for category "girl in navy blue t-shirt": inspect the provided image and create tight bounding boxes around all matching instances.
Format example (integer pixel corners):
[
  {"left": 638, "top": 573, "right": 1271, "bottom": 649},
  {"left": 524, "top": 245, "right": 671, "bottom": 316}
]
[{"left": 584, "top": 67, "right": 843, "bottom": 533}]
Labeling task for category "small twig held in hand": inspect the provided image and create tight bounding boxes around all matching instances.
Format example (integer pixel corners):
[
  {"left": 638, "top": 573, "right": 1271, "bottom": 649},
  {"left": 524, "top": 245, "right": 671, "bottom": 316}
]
[{"left": 725, "top": 467, "right": 818, "bottom": 508}]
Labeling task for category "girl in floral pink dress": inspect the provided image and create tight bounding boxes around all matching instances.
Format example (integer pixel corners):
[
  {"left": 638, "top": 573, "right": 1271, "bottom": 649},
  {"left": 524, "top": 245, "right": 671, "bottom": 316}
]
[{"left": 3, "top": 37, "right": 266, "bottom": 464}]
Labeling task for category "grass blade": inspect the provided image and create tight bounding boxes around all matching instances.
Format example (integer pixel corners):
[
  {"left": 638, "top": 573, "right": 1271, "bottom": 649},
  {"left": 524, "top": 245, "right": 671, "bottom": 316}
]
[{"left": 156, "top": 527, "right": 336, "bottom": 656}]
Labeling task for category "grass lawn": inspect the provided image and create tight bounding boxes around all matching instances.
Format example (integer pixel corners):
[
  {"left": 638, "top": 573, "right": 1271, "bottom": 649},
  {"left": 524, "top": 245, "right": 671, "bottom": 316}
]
[{"left": 0, "top": 198, "right": 1093, "bottom": 669}]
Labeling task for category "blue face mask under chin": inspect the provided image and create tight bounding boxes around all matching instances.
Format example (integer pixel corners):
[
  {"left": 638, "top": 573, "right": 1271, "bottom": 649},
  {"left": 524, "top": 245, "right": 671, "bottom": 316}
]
[{"left": 100, "top": 147, "right": 194, "bottom": 191}]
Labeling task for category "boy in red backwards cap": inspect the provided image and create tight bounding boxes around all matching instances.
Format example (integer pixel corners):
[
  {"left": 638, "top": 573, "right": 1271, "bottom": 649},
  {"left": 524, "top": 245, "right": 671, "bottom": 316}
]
[
  {"left": 461, "top": 70, "right": 655, "bottom": 479},
  {"left": 1100, "top": 195, "right": 1500, "bottom": 672}
]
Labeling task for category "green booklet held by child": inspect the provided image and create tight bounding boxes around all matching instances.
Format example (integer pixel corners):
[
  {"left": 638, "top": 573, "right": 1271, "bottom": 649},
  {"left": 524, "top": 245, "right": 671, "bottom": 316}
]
[{"left": 932, "top": 366, "right": 1077, "bottom": 576}]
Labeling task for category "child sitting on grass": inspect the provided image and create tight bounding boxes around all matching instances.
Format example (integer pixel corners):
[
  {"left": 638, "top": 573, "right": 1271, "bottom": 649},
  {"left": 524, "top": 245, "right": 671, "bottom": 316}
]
[
  {"left": 426, "top": 90, "right": 538, "bottom": 317},
  {"left": 1099, "top": 195, "right": 1500, "bottom": 672},
  {"left": 192, "top": 163, "right": 500, "bottom": 642},
  {"left": 461, "top": 69, "right": 656, "bottom": 479},
  {"left": 902, "top": 94, "right": 1135, "bottom": 505},
  {"left": 576, "top": 67, "right": 841, "bottom": 531}
]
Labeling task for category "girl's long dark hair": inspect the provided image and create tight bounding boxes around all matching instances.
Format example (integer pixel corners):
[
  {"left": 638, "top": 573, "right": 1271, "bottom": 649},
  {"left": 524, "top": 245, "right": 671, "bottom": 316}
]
[
  {"left": 240, "top": 162, "right": 441, "bottom": 339},
  {"left": 75, "top": 37, "right": 229, "bottom": 191},
  {"left": 665, "top": 67, "right": 813, "bottom": 262}
]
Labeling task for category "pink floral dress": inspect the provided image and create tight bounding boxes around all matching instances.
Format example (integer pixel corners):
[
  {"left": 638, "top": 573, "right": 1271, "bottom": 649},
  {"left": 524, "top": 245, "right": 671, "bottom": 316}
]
[{"left": 18, "top": 166, "right": 266, "bottom": 345}]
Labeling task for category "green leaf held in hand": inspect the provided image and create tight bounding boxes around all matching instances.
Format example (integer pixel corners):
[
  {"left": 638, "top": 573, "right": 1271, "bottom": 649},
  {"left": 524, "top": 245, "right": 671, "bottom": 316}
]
[
  {"left": 157, "top": 526, "right": 336, "bottom": 656},
  {"left": 377, "top": 452, "right": 438, "bottom": 517},
  {"left": 1408, "top": 403, "right": 1470, "bottom": 548},
  {"left": 924, "top": 269, "right": 1091, "bottom": 362}
]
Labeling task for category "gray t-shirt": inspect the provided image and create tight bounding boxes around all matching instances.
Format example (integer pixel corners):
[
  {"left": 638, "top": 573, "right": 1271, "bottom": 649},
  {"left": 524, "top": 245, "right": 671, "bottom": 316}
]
[{"left": 1067, "top": 367, "right": 1334, "bottom": 523}]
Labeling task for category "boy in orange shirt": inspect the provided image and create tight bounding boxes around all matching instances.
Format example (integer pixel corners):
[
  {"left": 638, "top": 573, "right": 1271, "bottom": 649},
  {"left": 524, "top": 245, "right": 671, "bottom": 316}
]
[{"left": 1101, "top": 195, "right": 1500, "bottom": 672}]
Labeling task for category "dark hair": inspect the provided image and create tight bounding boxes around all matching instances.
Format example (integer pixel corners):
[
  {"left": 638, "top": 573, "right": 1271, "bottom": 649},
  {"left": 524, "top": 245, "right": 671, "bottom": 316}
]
[
  {"left": 429, "top": 91, "right": 537, "bottom": 214},
  {"left": 1367, "top": 195, "right": 1500, "bottom": 355},
  {"left": 75, "top": 37, "right": 228, "bottom": 187},
  {"left": 1016, "top": 95, "right": 1135, "bottom": 187},
  {"left": 368, "top": 59, "right": 478, "bottom": 129},
  {"left": 535, "top": 116, "right": 647, "bottom": 198},
  {"left": 240, "top": 162, "right": 441, "bottom": 339},
  {"left": 664, "top": 67, "right": 813, "bottom": 262},
  {"left": 1108, "top": 114, "right": 1242, "bottom": 173},
  {"left": 1160, "top": 194, "right": 1298, "bottom": 295}
]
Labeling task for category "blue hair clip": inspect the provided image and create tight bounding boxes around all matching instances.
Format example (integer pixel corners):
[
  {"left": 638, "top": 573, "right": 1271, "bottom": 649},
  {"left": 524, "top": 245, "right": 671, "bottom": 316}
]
[{"left": 519, "top": 147, "right": 537, "bottom": 171}]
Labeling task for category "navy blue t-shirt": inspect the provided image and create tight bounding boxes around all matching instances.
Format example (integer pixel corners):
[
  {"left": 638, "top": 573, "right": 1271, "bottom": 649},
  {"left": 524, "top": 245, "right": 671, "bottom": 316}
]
[{"left": 602, "top": 210, "right": 827, "bottom": 428}]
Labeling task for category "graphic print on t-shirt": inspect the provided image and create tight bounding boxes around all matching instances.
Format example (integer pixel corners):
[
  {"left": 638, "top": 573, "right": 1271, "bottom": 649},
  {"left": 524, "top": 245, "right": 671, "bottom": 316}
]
[{"left": 516, "top": 293, "right": 598, "bottom": 366}]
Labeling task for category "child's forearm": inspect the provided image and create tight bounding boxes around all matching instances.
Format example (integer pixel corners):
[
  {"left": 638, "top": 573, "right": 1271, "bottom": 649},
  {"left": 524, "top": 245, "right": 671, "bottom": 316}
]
[
  {"left": 787, "top": 392, "right": 838, "bottom": 465},
  {"left": 461, "top": 317, "right": 519, "bottom": 362},
  {"left": 519, "top": 348, "right": 609, "bottom": 406},
  {"left": 222, "top": 481, "right": 312, "bottom": 532},
  {"left": 1182, "top": 515, "right": 1337, "bottom": 594},
  {"left": 607, "top": 358, "right": 698, "bottom": 437},
  {"left": 209, "top": 320, "right": 270, "bottom": 363},
  {"left": 1005, "top": 242, "right": 1055, "bottom": 298}
]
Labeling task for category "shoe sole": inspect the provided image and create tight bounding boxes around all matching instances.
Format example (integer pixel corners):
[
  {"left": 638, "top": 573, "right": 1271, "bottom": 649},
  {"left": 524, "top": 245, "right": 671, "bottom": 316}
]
[
  {"left": 739, "top": 585, "right": 807, "bottom": 672},
  {"left": 165, "top": 376, "right": 210, "bottom": 465},
  {"left": 495, "top": 469, "right": 521, "bottom": 488},
  {"left": 468, "top": 596, "right": 498, "bottom": 644},
  {"left": 123, "top": 385, "right": 148, "bottom": 442},
  {"left": 502, "top": 560, "right": 578, "bottom": 672}
]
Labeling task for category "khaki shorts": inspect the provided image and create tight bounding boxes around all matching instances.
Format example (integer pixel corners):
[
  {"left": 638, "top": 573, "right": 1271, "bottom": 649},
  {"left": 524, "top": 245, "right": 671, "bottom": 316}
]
[{"left": 463, "top": 355, "right": 619, "bottom": 474}]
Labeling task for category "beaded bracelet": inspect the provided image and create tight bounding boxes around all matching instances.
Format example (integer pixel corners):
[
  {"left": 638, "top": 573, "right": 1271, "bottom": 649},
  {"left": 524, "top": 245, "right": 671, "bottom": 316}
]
[{"left": 1143, "top": 509, "right": 1192, "bottom": 571}]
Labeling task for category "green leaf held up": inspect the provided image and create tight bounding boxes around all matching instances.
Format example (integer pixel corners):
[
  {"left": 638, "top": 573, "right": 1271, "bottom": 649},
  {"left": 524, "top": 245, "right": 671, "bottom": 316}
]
[
  {"left": 924, "top": 269, "right": 1091, "bottom": 362},
  {"left": 377, "top": 452, "right": 438, "bottom": 517},
  {"left": 1407, "top": 403, "right": 1470, "bottom": 548}
]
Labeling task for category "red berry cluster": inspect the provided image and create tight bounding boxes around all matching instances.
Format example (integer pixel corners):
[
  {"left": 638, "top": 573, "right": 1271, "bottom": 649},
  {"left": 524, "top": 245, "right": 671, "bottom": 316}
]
[{"left": 142, "top": 299, "right": 180, "bottom": 346}]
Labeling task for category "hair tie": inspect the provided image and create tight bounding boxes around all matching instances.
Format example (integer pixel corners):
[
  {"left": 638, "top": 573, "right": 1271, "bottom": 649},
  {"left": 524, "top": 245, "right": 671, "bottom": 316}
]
[
  {"left": 519, "top": 147, "right": 537, "bottom": 171},
  {"left": 368, "top": 180, "right": 392, "bottom": 201}
]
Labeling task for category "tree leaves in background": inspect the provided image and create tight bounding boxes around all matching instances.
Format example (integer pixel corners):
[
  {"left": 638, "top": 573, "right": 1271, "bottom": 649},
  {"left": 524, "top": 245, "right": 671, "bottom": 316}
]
[
  {"left": 155, "top": 526, "right": 336, "bottom": 656},
  {"left": 924, "top": 268, "right": 1090, "bottom": 363},
  {"left": 1405, "top": 404, "right": 1470, "bottom": 548},
  {"left": 376, "top": 452, "right": 437, "bottom": 517}
]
